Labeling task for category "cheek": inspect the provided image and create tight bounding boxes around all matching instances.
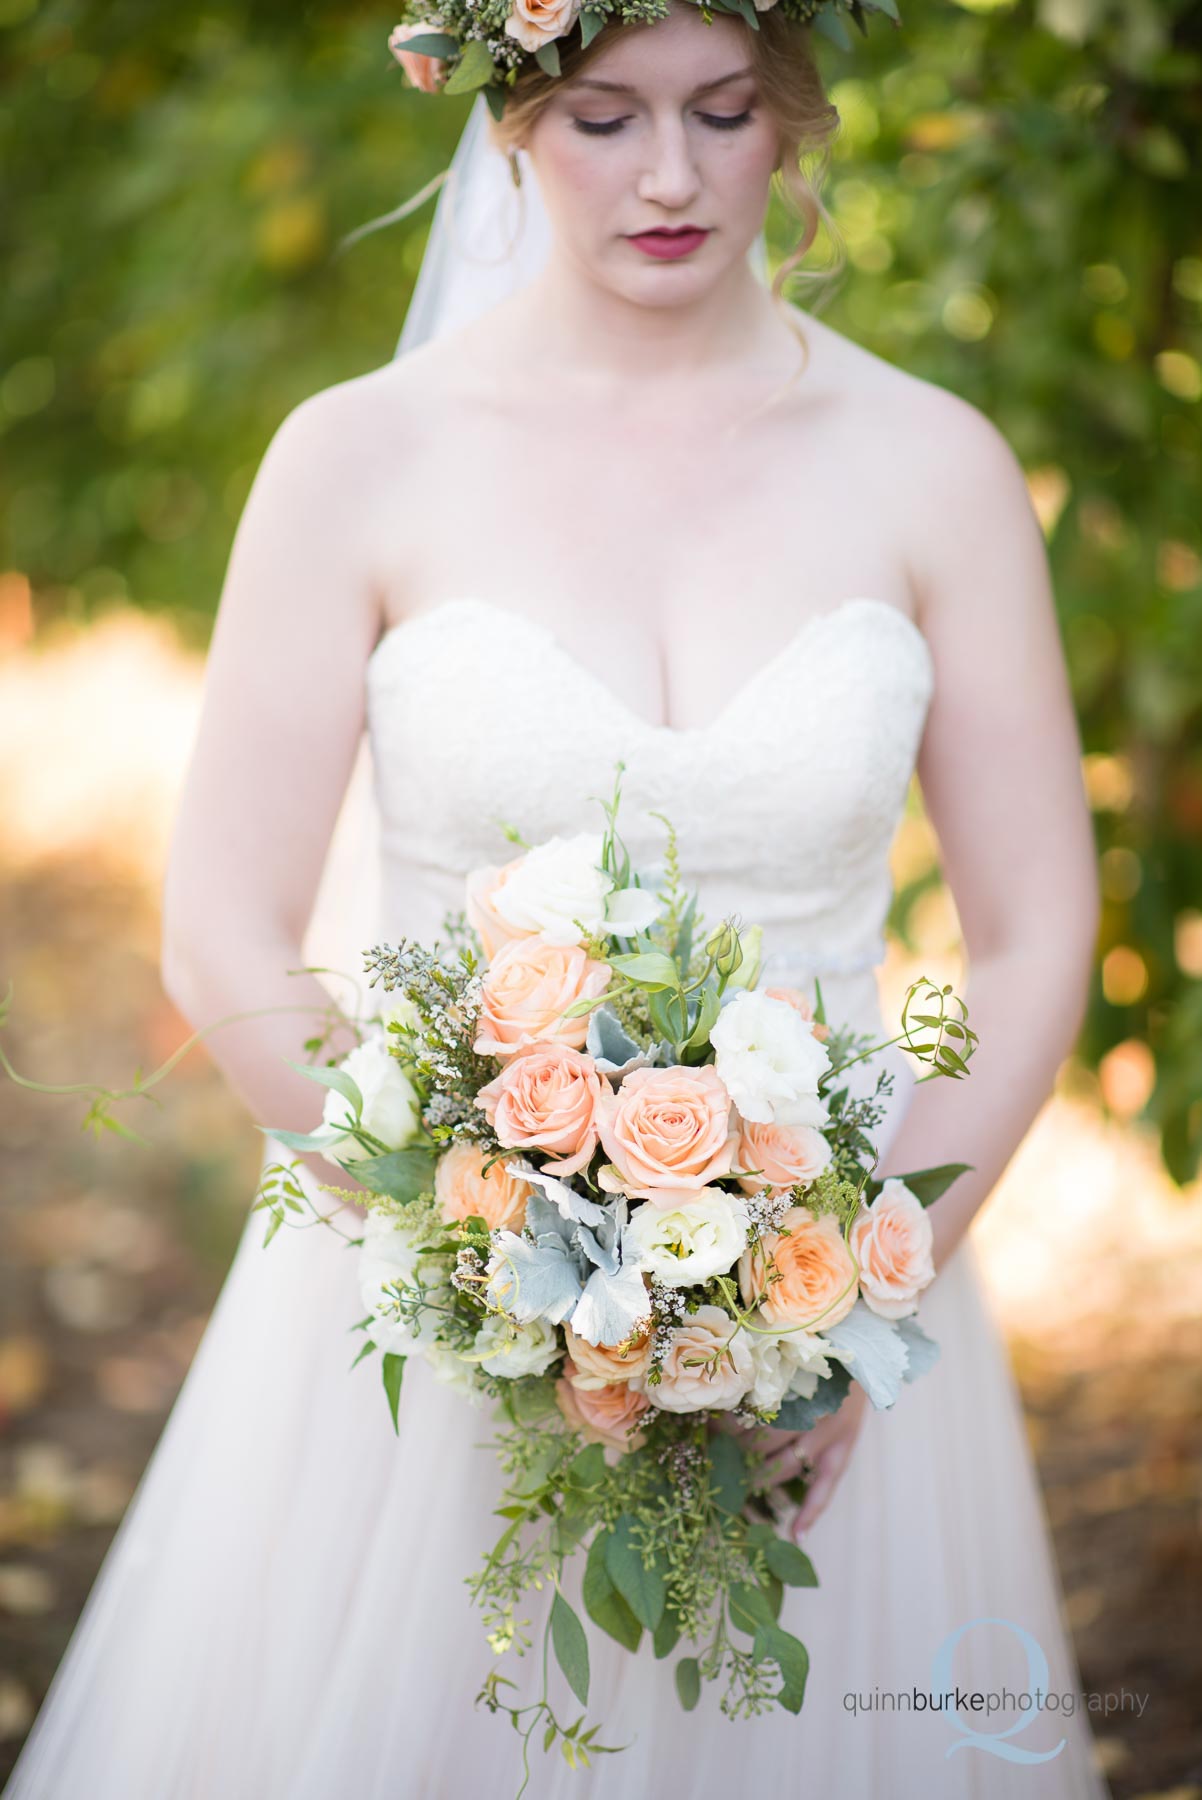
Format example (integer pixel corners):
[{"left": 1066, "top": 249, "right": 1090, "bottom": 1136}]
[
  {"left": 712, "top": 126, "right": 779, "bottom": 204},
  {"left": 534, "top": 133, "right": 630, "bottom": 221}
]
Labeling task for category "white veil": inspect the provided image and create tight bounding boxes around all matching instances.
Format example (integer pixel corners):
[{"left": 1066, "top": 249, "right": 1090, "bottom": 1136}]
[{"left": 302, "top": 94, "right": 770, "bottom": 1016}]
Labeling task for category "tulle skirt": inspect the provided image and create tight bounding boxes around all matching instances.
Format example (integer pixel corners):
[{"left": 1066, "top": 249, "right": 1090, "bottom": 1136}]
[{"left": 4, "top": 1099, "right": 1112, "bottom": 1799}]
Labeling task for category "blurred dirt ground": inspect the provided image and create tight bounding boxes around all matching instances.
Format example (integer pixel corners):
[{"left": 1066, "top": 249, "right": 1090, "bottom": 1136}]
[{"left": 0, "top": 609, "right": 1199, "bottom": 1793}]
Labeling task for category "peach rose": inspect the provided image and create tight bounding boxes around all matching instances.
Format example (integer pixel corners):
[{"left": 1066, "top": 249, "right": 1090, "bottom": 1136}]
[
  {"left": 465, "top": 855, "right": 533, "bottom": 961},
  {"left": 563, "top": 1319, "right": 652, "bottom": 1387},
  {"left": 763, "top": 983, "right": 830, "bottom": 1044},
  {"left": 849, "top": 1177, "right": 935, "bottom": 1320},
  {"left": 639, "top": 1305, "right": 754, "bottom": 1414},
  {"left": 595, "top": 1064, "right": 739, "bottom": 1207},
  {"left": 473, "top": 935, "right": 611, "bottom": 1060},
  {"left": 504, "top": 0, "right": 580, "bottom": 54},
  {"left": 474, "top": 1041, "right": 605, "bottom": 1178},
  {"left": 555, "top": 1354, "right": 651, "bottom": 1454},
  {"left": 387, "top": 23, "right": 448, "bottom": 94},
  {"left": 735, "top": 1116, "right": 833, "bottom": 1197},
  {"left": 434, "top": 1139, "right": 531, "bottom": 1232},
  {"left": 737, "top": 1205, "right": 858, "bottom": 1332}
]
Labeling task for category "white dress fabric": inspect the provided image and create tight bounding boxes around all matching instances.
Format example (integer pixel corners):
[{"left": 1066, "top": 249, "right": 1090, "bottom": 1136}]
[{"left": 4, "top": 593, "right": 1111, "bottom": 1799}]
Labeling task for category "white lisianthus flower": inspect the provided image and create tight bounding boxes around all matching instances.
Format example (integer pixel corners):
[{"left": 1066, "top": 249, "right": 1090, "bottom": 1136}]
[
  {"left": 320, "top": 1032, "right": 421, "bottom": 1166},
  {"left": 626, "top": 1188, "right": 749, "bottom": 1288},
  {"left": 709, "top": 988, "right": 831, "bottom": 1127},
  {"left": 472, "top": 1313, "right": 561, "bottom": 1379},
  {"left": 490, "top": 831, "right": 662, "bottom": 947},
  {"left": 601, "top": 882, "right": 664, "bottom": 937},
  {"left": 358, "top": 1208, "right": 446, "bottom": 1357},
  {"left": 420, "top": 1340, "right": 485, "bottom": 1406},
  {"left": 745, "top": 1314, "right": 833, "bottom": 1411}
]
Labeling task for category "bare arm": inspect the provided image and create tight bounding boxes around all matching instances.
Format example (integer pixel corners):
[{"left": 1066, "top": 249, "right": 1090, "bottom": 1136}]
[
  {"left": 160, "top": 385, "right": 385, "bottom": 1204},
  {"left": 877, "top": 394, "right": 1101, "bottom": 1276}
]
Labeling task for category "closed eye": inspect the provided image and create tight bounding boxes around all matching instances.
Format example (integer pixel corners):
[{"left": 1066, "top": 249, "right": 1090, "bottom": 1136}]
[{"left": 571, "top": 108, "right": 756, "bottom": 137}]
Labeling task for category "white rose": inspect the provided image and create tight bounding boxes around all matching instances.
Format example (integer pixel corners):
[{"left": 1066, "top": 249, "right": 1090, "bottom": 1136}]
[
  {"left": 320, "top": 1032, "right": 421, "bottom": 1166},
  {"left": 745, "top": 1314, "right": 833, "bottom": 1410},
  {"left": 473, "top": 1313, "right": 561, "bottom": 1379},
  {"left": 626, "top": 1188, "right": 749, "bottom": 1288},
  {"left": 709, "top": 988, "right": 831, "bottom": 1127},
  {"left": 358, "top": 1208, "right": 446, "bottom": 1357},
  {"left": 490, "top": 831, "right": 661, "bottom": 947}
]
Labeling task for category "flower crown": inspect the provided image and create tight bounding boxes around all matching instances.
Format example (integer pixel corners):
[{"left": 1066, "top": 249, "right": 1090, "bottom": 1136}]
[{"left": 389, "top": 0, "right": 899, "bottom": 119}]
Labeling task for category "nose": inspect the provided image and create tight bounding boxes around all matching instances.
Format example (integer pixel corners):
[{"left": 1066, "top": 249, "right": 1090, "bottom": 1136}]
[{"left": 636, "top": 116, "right": 702, "bottom": 212}]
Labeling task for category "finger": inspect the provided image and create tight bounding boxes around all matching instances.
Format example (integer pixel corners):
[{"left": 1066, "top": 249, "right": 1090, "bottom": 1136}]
[{"left": 789, "top": 1438, "right": 853, "bottom": 1537}]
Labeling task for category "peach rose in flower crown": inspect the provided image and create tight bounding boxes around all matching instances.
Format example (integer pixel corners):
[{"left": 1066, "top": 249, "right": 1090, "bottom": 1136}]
[
  {"left": 735, "top": 1116, "right": 833, "bottom": 1197},
  {"left": 504, "top": 0, "right": 581, "bottom": 54},
  {"left": 563, "top": 1319, "right": 652, "bottom": 1386},
  {"left": 737, "top": 1205, "right": 859, "bottom": 1332},
  {"left": 474, "top": 1041, "right": 605, "bottom": 1177},
  {"left": 465, "top": 855, "right": 533, "bottom": 962},
  {"left": 555, "top": 1355, "right": 651, "bottom": 1454},
  {"left": 387, "top": 23, "right": 448, "bottom": 93},
  {"left": 595, "top": 1064, "right": 739, "bottom": 1207},
  {"left": 434, "top": 1139, "right": 531, "bottom": 1233},
  {"left": 762, "top": 983, "right": 831, "bottom": 1044},
  {"left": 849, "top": 1177, "right": 936, "bottom": 1320},
  {"left": 473, "top": 935, "right": 610, "bottom": 1060}
]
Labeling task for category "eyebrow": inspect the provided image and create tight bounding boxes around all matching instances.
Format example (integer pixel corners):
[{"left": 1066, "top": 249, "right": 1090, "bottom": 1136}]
[{"left": 570, "top": 66, "right": 756, "bottom": 98}]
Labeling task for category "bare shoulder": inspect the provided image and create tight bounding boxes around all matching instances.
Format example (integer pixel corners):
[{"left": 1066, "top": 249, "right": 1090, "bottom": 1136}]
[{"left": 796, "top": 313, "right": 1042, "bottom": 632}]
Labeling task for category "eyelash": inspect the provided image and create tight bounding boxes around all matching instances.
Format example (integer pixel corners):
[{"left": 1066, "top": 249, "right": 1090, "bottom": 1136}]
[{"left": 571, "top": 108, "right": 754, "bottom": 137}]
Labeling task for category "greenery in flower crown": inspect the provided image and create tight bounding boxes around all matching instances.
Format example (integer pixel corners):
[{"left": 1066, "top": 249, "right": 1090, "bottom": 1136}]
[{"left": 389, "top": 0, "right": 901, "bottom": 122}]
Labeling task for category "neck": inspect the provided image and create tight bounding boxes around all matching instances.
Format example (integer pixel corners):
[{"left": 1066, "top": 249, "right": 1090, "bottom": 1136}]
[{"left": 504, "top": 242, "right": 789, "bottom": 390}]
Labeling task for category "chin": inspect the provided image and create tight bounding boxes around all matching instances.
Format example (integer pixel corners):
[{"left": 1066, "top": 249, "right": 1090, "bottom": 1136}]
[{"left": 603, "top": 248, "right": 742, "bottom": 309}]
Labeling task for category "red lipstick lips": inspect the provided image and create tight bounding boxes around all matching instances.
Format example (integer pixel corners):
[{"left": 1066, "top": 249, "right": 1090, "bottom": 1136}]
[{"left": 627, "top": 226, "right": 710, "bottom": 261}]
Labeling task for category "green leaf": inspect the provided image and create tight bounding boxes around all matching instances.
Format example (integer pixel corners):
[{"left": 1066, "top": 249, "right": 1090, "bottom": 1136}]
[
  {"left": 764, "top": 1537, "right": 819, "bottom": 1588},
  {"left": 443, "top": 37, "right": 496, "bottom": 94},
  {"left": 257, "top": 1123, "right": 337, "bottom": 1153},
  {"left": 728, "top": 1581, "right": 776, "bottom": 1637},
  {"left": 550, "top": 1590, "right": 590, "bottom": 1706},
  {"left": 579, "top": 8, "right": 607, "bottom": 46},
  {"left": 813, "top": 6, "right": 852, "bottom": 48},
  {"left": 604, "top": 1515, "right": 666, "bottom": 1632},
  {"left": 604, "top": 950, "right": 682, "bottom": 990},
  {"left": 752, "top": 1623, "right": 810, "bottom": 1712},
  {"left": 675, "top": 1656, "right": 701, "bottom": 1710},
  {"left": 652, "top": 1608, "right": 681, "bottom": 1659},
  {"left": 284, "top": 1058, "right": 364, "bottom": 1114},
  {"left": 684, "top": 982, "right": 721, "bottom": 1050},
  {"left": 381, "top": 1351, "right": 405, "bottom": 1433},
  {"left": 582, "top": 1533, "right": 643, "bottom": 1652},
  {"left": 864, "top": 1161, "right": 972, "bottom": 1208},
  {"left": 349, "top": 1336, "right": 378, "bottom": 1370},
  {"left": 393, "top": 30, "right": 458, "bottom": 57},
  {"left": 343, "top": 1145, "right": 437, "bottom": 1201},
  {"left": 483, "top": 83, "right": 508, "bottom": 123},
  {"left": 534, "top": 40, "right": 560, "bottom": 76},
  {"left": 707, "top": 1429, "right": 750, "bottom": 1514}
]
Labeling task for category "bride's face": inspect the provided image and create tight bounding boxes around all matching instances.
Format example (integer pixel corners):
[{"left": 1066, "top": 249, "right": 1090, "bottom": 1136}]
[{"left": 522, "top": 6, "right": 781, "bottom": 306}]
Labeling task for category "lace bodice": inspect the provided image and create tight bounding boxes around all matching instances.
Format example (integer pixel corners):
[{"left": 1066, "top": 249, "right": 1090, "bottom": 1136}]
[{"left": 364, "top": 594, "right": 933, "bottom": 1035}]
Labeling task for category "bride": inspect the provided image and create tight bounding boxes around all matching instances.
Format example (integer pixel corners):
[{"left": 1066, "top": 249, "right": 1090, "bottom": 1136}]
[{"left": 5, "top": 4, "right": 1113, "bottom": 1796}]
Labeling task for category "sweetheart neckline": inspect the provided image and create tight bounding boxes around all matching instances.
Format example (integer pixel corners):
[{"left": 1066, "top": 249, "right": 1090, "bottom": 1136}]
[{"left": 366, "top": 593, "right": 934, "bottom": 739}]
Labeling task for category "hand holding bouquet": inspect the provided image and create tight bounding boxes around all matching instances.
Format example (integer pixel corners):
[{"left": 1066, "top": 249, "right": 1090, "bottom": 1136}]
[{"left": 256, "top": 761, "right": 977, "bottom": 1786}]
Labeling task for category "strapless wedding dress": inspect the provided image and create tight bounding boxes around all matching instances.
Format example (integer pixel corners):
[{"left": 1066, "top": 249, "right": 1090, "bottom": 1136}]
[{"left": 4, "top": 595, "right": 1111, "bottom": 1799}]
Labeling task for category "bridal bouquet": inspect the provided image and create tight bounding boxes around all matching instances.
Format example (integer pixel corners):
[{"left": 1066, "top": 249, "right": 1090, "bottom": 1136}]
[{"left": 255, "top": 763, "right": 976, "bottom": 1783}]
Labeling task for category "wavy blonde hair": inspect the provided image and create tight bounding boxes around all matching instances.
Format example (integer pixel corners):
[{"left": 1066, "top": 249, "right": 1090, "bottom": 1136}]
[{"left": 487, "top": 8, "right": 845, "bottom": 379}]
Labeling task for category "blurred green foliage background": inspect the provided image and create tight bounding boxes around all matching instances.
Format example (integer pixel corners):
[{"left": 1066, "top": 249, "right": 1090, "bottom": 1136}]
[{"left": 2, "top": 0, "right": 1200, "bottom": 1178}]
